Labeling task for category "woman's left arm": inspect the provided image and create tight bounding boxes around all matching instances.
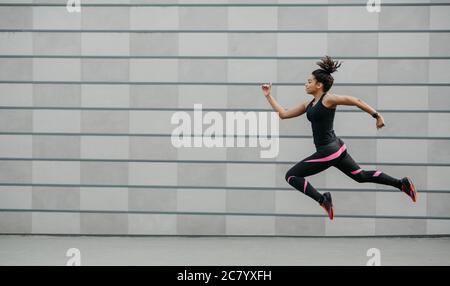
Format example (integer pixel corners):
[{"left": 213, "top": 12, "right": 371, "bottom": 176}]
[{"left": 328, "top": 94, "right": 386, "bottom": 130}]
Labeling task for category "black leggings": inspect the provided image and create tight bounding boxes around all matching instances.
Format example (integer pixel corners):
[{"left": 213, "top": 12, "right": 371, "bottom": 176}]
[{"left": 285, "top": 138, "right": 402, "bottom": 203}]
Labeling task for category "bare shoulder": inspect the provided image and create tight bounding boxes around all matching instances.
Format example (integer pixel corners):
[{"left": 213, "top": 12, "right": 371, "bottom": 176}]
[
  {"left": 325, "top": 93, "right": 357, "bottom": 107},
  {"left": 323, "top": 93, "right": 339, "bottom": 109},
  {"left": 326, "top": 93, "right": 341, "bottom": 100}
]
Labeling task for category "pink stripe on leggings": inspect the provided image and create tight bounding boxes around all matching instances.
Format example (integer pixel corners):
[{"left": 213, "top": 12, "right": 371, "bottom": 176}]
[
  {"left": 305, "top": 144, "right": 347, "bottom": 163},
  {"left": 351, "top": 169, "right": 363, "bottom": 175},
  {"left": 373, "top": 170, "right": 382, "bottom": 177},
  {"left": 304, "top": 180, "right": 308, "bottom": 194}
]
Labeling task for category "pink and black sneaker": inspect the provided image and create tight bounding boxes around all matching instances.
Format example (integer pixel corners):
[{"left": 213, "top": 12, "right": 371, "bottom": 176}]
[
  {"left": 400, "top": 177, "right": 417, "bottom": 203},
  {"left": 320, "top": 192, "right": 334, "bottom": 220}
]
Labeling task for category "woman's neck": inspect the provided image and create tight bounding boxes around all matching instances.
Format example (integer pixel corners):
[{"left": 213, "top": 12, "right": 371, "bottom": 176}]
[{"left": 312, "top": 91, "right": 326, "bottom": 102}]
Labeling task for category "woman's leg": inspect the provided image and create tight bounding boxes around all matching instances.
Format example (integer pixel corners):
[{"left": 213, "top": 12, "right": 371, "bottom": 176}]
[
  {"left": 334, "top": 150, "right": 402, "bottom": 189},
  {"left": 285, "top": 152, "right": 334, "bottom": 203},
  {"left": 334, "top": 150, "right": 417, "bottom": 202}
]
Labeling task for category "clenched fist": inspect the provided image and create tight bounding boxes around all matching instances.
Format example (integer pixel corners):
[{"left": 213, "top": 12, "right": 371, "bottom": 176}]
[{"left": 261, "top": 83, "right": 272, "bottom": 97}]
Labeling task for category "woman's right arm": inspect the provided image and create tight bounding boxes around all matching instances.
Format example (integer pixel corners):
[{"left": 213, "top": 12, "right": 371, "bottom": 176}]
[{"left": 261, "top": 83, "right": 308, "bottom": 120}]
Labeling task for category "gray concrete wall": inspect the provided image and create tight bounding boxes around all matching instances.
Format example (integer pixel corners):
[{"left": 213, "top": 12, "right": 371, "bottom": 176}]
[{"left": 0, "top": 0, "right": 449, "bottom": 236}]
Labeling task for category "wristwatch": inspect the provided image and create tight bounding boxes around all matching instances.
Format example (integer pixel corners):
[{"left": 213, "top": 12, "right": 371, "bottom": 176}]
[{"left": 372, "top": 112, "right": 380, "bottom": 119}]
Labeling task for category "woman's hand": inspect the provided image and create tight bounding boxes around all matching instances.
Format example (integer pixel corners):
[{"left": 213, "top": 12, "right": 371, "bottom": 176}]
[
  {"left": 261, "top": 83, "right": 272, "bottom": 97},
  {"left": 376, "top": 115, "right": 386, "bottom": 130}
]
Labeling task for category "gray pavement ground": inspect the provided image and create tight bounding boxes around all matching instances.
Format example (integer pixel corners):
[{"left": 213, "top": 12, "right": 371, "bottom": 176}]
[{"left": 0, "top": 235, "right": 449, "bottom": 266}]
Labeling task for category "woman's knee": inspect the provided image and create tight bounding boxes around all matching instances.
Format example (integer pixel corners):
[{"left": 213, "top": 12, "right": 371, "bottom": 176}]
[
  {"left": 285, "top": 170, "right": 307, "bottom": 185},
  {"left": 285, "top": 170, "right": 294, "bottom": 183},
  {"left": 352, "top": 170, "right": 371, "bottom": 183},
  {"left": 286, "top": 163, "right": 311, "bottom": 183},
  {"left": 285, "top": 168, "right": 300, "bottom": 183}
]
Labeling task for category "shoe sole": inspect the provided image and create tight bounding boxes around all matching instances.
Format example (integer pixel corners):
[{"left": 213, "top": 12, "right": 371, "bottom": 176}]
[
  {"left": 406, "top": 177, "right": 417, "bottom": 203},
  {"left": 322, "top": 194, "right": 334, "bottom": 220},
  {"left": 321, "top": 205, "right": 334, "bottom": 220}
]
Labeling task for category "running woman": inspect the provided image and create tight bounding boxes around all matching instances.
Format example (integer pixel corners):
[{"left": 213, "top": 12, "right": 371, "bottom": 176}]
[{"left": 261, "top": 56, "right": 417, "bottom": 220}]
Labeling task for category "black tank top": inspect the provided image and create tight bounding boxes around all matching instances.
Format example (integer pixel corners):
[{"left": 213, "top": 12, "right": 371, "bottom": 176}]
[{"left": 306, "top": 93, "right": 338, "bottom": 148}]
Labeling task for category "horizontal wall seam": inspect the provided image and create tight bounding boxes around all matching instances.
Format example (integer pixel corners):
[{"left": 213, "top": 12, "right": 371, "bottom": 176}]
[
  {"left": 0, "top": 157, "right": 448, "bottom": 166},
  {"left": 1, "top": 29, "right": 450, "bottom": 33},
  {"left": 0, "top": 133, "right": 447, "bottom": 140},
  {"left": 0, "top": 208, "right": 448, "bottom": 220},
  {"left": 1, "top": 3, "right": 450, "bottom": 7},
  {"left": 0, "top": 81, "right": 449, "bottom": 86},
  {"left": 0, "top": 183, "right": 448, "bottom": 193},
  {"left": 1, "top": 56, "right": 450, "bottom": 60},
  {"left": 1, "top": 107, "right": 449, "bottom": 113}
]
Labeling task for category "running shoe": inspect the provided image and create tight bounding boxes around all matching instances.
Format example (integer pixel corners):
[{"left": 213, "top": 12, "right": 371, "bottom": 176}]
[
  {"left": 320, "top": 192, "right": 334, "bottom": 220},
  {"left": 400, "top": 177, "right": 417, "bottom": 203}
]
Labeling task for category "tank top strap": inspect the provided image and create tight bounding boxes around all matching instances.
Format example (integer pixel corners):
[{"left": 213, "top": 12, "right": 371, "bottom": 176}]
[
  {"left": 306, "top": 98, "right": 315, "bottom": 110},
  {"left": 319, "top": 92, "right": 327, "bottom": 102}
]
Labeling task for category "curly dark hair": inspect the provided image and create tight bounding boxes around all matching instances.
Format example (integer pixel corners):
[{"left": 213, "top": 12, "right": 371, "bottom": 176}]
[{"left": 312, "top": 56, "right": 343, "bottom": 92}]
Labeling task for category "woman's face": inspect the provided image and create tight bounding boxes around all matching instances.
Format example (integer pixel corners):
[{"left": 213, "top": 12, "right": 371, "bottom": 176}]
[{"left": 305, "top": 75, "right": 322, "bottom": 95}]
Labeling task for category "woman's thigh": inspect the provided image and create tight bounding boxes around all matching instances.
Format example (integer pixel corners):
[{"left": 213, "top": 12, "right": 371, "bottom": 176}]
[{"left": 287, "top": 152, "right": 335, "bottom": 178}]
